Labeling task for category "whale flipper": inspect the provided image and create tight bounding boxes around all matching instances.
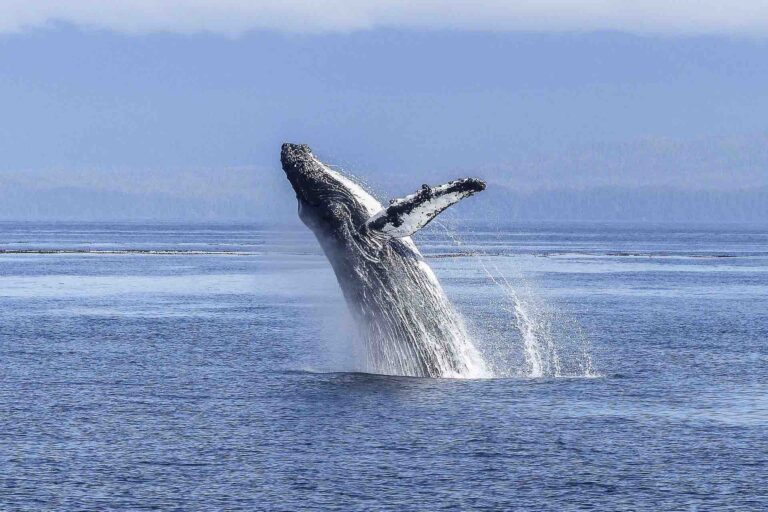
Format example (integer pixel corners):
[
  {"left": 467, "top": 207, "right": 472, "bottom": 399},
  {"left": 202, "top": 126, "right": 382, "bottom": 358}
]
[{"left": 365, "top": 178, "right": 486, "bottom": 238}]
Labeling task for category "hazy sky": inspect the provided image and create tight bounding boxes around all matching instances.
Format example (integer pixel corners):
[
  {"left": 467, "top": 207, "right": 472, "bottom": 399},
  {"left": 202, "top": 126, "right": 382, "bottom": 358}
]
[
  {"left": 1, "top": 2, "right": 767, "bottom": 220},
  {"left": 4, "top": 1, "right": 768, "bottom": 35}
]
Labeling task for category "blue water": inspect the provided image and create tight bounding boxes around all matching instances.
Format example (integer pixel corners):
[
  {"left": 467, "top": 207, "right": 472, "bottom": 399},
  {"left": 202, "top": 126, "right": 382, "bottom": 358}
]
[{"left": 1, "top": 221, "right": 767, "bottom": 510}]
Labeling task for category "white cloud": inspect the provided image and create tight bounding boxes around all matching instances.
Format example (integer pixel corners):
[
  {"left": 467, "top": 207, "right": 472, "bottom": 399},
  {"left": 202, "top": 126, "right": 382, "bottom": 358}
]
[{"left": 1, "top": 0, "right": 768, "bottom": 36}]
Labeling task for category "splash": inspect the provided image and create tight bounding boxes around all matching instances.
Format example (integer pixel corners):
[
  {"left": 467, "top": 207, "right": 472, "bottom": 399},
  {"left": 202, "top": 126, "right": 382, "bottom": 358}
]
[
  {"left": 348, "top": 237, "right": 491, "bottom": 379},
  {"left": 435, "top": 221, "right": 597, "bottom": 378},
  {"left": 314, "top": 221, "right": 597, "bottom": 379},
  {"left": 482, "top": 264, "right": 596, "bottom": 378}
]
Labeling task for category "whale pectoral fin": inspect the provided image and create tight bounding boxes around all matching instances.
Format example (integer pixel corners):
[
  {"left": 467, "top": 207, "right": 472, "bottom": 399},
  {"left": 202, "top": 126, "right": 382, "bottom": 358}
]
[{"left": 364, "top": 178, "right": 486, "bottom": 238}]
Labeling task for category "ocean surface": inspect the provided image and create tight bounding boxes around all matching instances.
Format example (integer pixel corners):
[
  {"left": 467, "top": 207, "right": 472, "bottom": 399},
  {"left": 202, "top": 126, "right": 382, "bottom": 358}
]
[{"left": 1, "top": 221, "right": 767, "bottom": 511}]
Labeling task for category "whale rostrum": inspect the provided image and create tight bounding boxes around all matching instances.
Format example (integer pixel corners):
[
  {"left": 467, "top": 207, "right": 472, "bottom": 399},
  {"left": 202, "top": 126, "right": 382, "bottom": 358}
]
[{"left": 281, "top": 143, "right": 488, "bottom": 378}]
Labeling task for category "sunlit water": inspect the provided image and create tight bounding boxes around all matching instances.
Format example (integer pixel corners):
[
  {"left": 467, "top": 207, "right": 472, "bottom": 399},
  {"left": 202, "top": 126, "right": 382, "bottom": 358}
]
[{"left": 1, "top": 221, "right": 767, "bottom": 510}]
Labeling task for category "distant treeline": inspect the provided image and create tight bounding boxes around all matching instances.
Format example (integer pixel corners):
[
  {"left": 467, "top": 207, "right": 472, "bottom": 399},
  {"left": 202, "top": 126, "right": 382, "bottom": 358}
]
[
  {"left": 462, "top": 185, "right": 768, "bottom": 223},
  {"left": 0, "top": 184, "right": 274, "bottom": 222},
  {"left": 1, "top": 183, "right": 767, "bottom": 223}
]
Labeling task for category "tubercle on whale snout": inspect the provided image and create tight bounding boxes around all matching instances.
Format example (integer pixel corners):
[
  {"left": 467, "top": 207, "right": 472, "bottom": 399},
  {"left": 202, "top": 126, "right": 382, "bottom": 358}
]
[{"left": 280, "top": 142, "right": 313, "bottom": 161}]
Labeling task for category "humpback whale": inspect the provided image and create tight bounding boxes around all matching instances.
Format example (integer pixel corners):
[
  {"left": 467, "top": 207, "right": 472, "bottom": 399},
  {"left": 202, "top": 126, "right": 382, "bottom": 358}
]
[{"left": 281, "top": 143, "right": 488, "bottom": 378}]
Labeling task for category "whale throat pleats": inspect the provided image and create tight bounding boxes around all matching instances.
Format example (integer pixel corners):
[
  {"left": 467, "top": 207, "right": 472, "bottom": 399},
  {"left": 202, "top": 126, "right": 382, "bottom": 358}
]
[{"left": 364, "top": 178, "right": 486, "bottom": 238}]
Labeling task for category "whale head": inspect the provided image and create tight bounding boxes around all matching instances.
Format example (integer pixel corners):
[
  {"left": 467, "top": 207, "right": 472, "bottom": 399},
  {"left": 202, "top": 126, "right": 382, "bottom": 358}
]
[{"left": 281, "top": 143, "right": 379, "bottom": 237}]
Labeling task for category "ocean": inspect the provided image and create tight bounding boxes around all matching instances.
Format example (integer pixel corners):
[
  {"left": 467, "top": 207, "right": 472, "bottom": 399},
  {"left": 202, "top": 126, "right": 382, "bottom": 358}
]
[{"left": 1, "top": 221, "right": 767, "bottom": 510}]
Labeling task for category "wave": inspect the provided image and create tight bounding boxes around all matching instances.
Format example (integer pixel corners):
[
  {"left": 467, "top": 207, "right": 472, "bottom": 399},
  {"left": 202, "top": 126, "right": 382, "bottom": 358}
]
[
  {"left": 3, "top": 248, "right": 760, "bottom": 259},
  {"left": 0, "top": 249, "right": 258, "bottom": 255},
  {"left": 423, "top": 250, "right": 753, "bottom": 259}
]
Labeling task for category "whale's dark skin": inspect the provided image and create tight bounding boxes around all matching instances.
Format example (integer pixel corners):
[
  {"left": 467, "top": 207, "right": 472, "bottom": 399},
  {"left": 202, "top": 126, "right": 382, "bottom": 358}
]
[{"left": 281, "top": 143, "right": 486, "bottom": 377}]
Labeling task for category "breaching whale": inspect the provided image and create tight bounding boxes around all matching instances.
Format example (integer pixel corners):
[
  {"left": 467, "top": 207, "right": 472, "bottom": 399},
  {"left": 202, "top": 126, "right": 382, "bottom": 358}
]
[{"left": 281, "top": 143, "right": 488, "bottom": 378}]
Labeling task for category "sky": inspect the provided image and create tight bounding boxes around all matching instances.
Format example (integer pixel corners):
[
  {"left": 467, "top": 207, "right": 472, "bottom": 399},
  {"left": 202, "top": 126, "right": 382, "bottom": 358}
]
[{"left": 1, "top": 1, "right": 767, "bottom": 222}]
